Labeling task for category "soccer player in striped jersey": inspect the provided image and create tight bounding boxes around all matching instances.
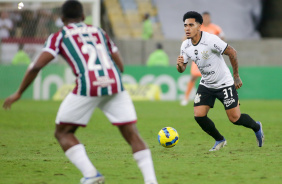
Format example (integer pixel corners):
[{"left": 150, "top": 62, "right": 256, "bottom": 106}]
[{"left": 3, "top": 1, "right": 158, "bottom": 184}]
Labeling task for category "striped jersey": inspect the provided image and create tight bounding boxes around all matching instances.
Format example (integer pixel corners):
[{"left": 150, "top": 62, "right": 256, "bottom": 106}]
[{"left": 43, "top": 22, "right": 124, "bottom": 96}]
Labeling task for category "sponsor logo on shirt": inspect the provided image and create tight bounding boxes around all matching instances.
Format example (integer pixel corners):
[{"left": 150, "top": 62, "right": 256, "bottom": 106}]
[
  {"left": 200, "top": 70, "right": 215, "bottom": 76},
  {"left": 224, "top": 98, "right": 235, "bottom": 107},
  {"left": 65, "top": 27, "right": 98, "bottom": 38},
  {"left": 198, "top": 64, "right": 211, "bottom": 69},
  {"left": 214, "top": 44, "right": 222, "bottom": 53},
  {"left": 93, "top": 76, "right": 115, "bottom": 87}
]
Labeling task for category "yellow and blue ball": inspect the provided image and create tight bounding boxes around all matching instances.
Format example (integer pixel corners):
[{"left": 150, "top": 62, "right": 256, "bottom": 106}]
[{"left": 158, "top": 127, "right": 179, "bottom": 148}]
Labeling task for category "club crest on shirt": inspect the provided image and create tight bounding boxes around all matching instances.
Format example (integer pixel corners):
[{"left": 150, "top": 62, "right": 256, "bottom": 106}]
[
  {"left": 194, "top": 93, "right": 201, "bottom": 103},
  {"left": 201, "top": 51, "right": 209, "bottom": 60}
]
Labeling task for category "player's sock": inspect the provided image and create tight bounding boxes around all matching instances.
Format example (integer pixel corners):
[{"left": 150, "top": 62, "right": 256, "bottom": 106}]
[
  {"left": 133, "top": 149, "right": 158, "bottom": 184},
  {"left": 233, "top": 113, "right": 260, "bottom": 132},
  {"left": 65, "top": 144, "right": 97, "bottom": 177},
  {"left": 185, "top": 80, "right": 195, "bottom": 100},
  {"left": 195, "top": 116, "right": 224, "bottom": 141}
]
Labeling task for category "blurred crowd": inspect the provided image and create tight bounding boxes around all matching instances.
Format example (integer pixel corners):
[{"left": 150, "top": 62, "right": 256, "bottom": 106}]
[{"left": 0, "top": 9, "right": 63, "bottom": 39}]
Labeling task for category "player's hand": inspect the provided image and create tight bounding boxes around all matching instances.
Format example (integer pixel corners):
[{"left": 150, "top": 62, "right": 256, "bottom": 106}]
[
  {"left": 234, "top": 76, "right": 242, "bottom": 89},
  {"left": 177, "top": 56, "right": 185, "bottom": 73},
  {"left": 3, "top": 92, "right": 21, "bottom": 110}
]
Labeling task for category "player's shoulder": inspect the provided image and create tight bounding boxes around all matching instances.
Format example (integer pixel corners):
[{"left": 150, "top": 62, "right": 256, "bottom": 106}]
[
  {"left": 181, "top": 39, "right": 192, "bottom": 49},
  {"left": 46, "top": 29, "right": 63, "bottom": 41},
  {"left": 202, "top": 31, "right": 221, "bottom": 43},
  {"left": 202, "top": 31, "right": 216, "bottom": 38}
]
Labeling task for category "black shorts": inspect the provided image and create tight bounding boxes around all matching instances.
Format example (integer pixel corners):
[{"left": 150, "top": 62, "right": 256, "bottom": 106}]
[{"left": 194, "top": 84, "right": 239, "bottom": 110}]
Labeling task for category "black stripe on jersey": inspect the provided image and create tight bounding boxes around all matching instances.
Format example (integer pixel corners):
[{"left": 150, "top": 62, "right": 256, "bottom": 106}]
[
  {"left": 221, "top": 44, "right": 228, "bottom": 55},
  {"left": 192, "top": 31, "right": 203, "bottom": 46}
]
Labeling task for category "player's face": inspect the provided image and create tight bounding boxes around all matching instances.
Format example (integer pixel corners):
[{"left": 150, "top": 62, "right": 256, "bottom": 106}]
[{"left": 184, "top": 18, "right": 201, "bottom": 39}]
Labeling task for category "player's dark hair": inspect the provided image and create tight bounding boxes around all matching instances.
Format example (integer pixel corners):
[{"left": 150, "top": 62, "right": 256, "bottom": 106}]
[
  {"left": 202, "top": 11, "right": 210, "bottom": 15},
  {"left": 61, "top": 0, "right": 83, "bottom": 19},
  {"left": 183, "top": 11, "right": 203, "bottom": 24}
]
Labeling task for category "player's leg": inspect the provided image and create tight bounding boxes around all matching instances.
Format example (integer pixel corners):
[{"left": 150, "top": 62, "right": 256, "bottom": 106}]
[
  {"left": 100, "top": 91, "right": 158, "bottom": 184},
  {"left": 55, "top": 124, "right": 79, "bottom": 152},
  {"left": 225, "top": 105, "right": 264, "bottom": 147},
  {"left": 118, "top": 124, "right": 157, "bottom": 184},
  {"left": 194, "top": 106, "right": 225, "bottom": 141},
  {"left": 219, "top": 85, "right": 264, "bottom": 147},
  {"left": 55, "top": 124, "right": 102, "bottom": 183},
  {"left": 118, "top": 123, "right": 147, "bottom": 152},
  {"left": 55, "top": 93, "right": 104, "bottom": 183},
  {"left": 194, "top": 85, "right": 226, "bottom": 151},
  {"left": 225, "top": 104, "right": 259, "bottom": 131}
]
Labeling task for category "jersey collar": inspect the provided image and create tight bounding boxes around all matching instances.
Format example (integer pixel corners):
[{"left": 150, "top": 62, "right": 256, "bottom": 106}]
[{"left": 192, "top": 31, "right": 203, "bottom": 46}]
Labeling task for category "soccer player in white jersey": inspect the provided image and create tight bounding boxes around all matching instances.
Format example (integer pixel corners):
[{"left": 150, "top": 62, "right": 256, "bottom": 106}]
[
  {"left": 3, "top": 1, "right": 158, "bottom": 184},
  {"left": 177, "top": 11, "right": 264, "bottom": 151}
]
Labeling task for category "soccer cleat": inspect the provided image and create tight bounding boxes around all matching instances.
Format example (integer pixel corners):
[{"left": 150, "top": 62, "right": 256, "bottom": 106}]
[
  {"left": 255, "top": 121, "right": 264, "bottom": 147},
  {"left": 80, "top": 172, "right": 105, "bottom": 184},
  {"left": 209, "top": 138, "right": 227, "bottom": 151}
]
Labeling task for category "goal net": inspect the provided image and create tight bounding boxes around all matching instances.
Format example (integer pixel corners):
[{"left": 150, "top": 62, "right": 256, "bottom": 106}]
[{"left": 0, "top": 0, "right": 100, "bottom": 64}]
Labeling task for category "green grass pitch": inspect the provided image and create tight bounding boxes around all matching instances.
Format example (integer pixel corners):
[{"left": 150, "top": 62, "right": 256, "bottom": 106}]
[{"left": 0, "top": 99, "right": 282, "bottom": 184}]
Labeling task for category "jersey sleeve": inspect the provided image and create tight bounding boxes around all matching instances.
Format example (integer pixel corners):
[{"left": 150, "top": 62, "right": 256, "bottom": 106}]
[
  {"left": 102, "top": 29, "right": 118, "bottom": 54},
  {"left": 42, "top": 32, "right": 63, "bottom": 57},
  {"left": 210, "top": 34, "right": 228, "bottom": 55},
  {"left": 180, "top": 41, "right": 189, "bottom": 64}
]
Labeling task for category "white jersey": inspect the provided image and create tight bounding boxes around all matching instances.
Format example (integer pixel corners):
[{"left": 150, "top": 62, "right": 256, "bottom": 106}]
[{"left": 180, "top": 31, "right": 234, "bottom": 89}]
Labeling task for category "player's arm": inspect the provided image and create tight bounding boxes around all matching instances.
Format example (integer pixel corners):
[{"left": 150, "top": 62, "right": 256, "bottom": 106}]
[
  {"left": 223, "top": 45, "right": 242, "bottom": 89},
  {"left": 3, "top": 52, "right": 54, "bottom": 109},
  {"left": 176, "top": 55, "right": 187, "bottom": 73},
  {"left": 103, "top": 30, "right": 124, "bottom": 73},
  {"left": 111, "top": 51, "right": 124, "bottom": 73}
]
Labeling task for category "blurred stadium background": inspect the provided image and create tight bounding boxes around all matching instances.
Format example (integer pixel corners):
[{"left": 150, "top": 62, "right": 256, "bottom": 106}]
[{"left": 0, "top": 0, "right": 281, "bottom": 101}]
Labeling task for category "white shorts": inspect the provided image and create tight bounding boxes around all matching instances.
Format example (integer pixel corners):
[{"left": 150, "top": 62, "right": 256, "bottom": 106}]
[{"left": 55, "top": 91, "right": 137, "bottom": 126}]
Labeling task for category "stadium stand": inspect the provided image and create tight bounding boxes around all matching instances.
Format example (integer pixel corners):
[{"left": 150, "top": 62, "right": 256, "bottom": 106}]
[{"left": 103, "top": 0, "right": 163, "bottom": 39}]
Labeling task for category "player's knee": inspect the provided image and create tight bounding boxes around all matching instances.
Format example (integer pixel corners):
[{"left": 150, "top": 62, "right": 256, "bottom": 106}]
[
  {"left": 54, "top": 124, "right": 77, "bottom": 140},
  {"left": 54, "top": 128, "right": 66, "bottom": 140},
  {"left": 119, "top": 124, "right": 147, "bottom": 151},
  {"left": 228, "top": 114, "right": 241, "bottom": 123},
  {"left": 54, "top": 129, "right": 61, "bottom": 140},
  {"left": 119, "top": 124, "right": 138, "bottom": 141}
]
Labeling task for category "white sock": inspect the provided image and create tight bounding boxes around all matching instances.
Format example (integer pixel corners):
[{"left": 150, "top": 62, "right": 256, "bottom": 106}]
[
  {"left": 65, "top": 144, "right": 97, "bottom": 177},
  {"left": 133, "top": 149, "right": 158, "bottom": 184}
]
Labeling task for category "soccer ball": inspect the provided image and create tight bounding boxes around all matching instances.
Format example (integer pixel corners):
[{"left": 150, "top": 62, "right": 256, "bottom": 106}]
[{"left": 158, "top": 127, "right": 179, "bottom": 148}]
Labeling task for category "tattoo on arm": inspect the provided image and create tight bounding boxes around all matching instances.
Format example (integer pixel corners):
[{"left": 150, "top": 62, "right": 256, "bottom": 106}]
[{"left": 224, "top": 46, "right": 239, "bottom": 77}]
